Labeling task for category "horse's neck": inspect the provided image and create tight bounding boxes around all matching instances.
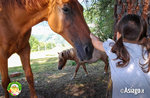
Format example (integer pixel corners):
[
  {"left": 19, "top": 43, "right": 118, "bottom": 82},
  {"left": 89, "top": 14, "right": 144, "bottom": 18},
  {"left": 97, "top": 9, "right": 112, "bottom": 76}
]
[
  {"left": 21, "top": 8, "right": 49, "bottom": 34},
  {"left": 9, "top": 6, "right": 49, "bottom": 35}
]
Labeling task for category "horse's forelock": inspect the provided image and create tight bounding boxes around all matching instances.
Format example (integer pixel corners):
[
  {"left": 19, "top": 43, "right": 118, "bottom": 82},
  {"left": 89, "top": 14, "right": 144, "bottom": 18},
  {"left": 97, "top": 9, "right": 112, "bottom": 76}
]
[
  {"left": 58, "top": 52, "right": 63, "bottom": 59},
  {"left": 69, "top": 48, "right": 75, "bottom": 56}
]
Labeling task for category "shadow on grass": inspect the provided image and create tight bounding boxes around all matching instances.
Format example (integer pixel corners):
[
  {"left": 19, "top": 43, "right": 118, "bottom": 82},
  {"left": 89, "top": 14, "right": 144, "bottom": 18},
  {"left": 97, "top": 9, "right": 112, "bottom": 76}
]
[{"left": 0, "top": 57, "right": 110, "bottom": 98}]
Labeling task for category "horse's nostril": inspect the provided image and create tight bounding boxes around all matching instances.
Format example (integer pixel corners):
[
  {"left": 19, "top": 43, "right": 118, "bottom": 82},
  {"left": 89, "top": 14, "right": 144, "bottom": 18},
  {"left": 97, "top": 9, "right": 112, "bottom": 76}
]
[
  {"left": 84, "top": 46, "right": 90, "bottom": 55},
  {"left": 74, "top": 42, "right": 93, "bottom": 61},
  {"left": 83, "top": 44, "right": 94, "bottom": 60}
]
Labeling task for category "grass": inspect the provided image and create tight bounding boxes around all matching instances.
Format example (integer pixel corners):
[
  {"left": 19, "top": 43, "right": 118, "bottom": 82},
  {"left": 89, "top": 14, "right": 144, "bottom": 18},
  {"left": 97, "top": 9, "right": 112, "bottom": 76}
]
[
  {"left": 0, "top": 56, "right": 110, "bottom": 98},
  {"left": 0, "top": 57, "right": 88, "bottom": 81},
  {"left": 0, "top": 57, "right": 57, "bottom": 81}
]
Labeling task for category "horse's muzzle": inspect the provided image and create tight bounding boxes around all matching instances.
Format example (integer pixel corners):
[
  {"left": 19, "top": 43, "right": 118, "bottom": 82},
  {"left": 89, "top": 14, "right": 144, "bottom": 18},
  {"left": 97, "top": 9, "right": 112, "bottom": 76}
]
[
  {"left": 58, "top": 66, "right": 62, "bottom": 70},
  {"left": 74, "top": 42, "right": 94, "bottom": 61}
]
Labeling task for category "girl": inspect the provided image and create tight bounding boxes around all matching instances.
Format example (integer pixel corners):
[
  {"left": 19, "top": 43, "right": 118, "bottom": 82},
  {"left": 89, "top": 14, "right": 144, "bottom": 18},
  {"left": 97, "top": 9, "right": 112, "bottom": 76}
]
[{"left": 90, "top": 14, "right": 150, "bottom": 98}]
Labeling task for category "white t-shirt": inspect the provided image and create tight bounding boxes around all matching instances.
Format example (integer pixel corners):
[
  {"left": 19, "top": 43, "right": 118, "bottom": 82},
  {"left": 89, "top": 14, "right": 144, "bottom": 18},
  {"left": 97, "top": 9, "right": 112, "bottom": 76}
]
[{"left": 103, "top": 39, "right": 150, "bottom": 98}]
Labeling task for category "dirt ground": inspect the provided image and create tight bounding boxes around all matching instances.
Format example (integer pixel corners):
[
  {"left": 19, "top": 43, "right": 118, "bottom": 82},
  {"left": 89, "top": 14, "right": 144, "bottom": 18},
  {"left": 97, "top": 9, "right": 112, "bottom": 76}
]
[{"left": 0, "top": 61, "right": 111, "bottom": 98}]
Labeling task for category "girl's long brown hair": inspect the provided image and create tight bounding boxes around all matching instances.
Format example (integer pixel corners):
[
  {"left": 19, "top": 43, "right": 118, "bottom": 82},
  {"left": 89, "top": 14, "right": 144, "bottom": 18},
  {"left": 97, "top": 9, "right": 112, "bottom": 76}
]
[{"left": 111, "top": 14, "right": 150, "bottom": 73}]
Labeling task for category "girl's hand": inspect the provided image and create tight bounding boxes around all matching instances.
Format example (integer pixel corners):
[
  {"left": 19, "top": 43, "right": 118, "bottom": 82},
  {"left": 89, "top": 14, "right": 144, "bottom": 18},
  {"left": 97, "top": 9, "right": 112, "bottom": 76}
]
[
  {"left": 90, "top": 33, "right": 100, "bottom": 42},
  {"left": 90, "top": 33, "right": 105, "bottom": 52}
]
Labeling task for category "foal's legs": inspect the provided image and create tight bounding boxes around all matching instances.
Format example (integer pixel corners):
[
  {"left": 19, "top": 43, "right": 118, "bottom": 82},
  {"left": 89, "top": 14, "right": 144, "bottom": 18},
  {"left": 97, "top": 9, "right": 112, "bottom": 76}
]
[
  {"left": 81, "top": 64, "right": 88, "bottom": 76},
  {"left": 72, "top": 63, "right": 88, "bottom": 79},
  {"left": 71, "top": 63, "right": 80, "bottom": 80},
  {"left": 18, "top": 44, "right": 37, "bottom": 98},
  {"left": 104, "top": 62, "right": 109, "bottom": 74},
  {"left": 0, "top": 52, "right": 10, "bottom": 98}
]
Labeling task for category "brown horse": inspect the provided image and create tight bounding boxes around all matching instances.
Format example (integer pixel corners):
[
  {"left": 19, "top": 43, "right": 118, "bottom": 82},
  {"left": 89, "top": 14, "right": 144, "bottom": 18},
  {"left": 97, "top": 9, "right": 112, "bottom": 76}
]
[
  {"left": 0, "top": 0, "right": 93, "bottom": 98},
  {"left": 58, "top": 48, "right": 109, "bottom": 79}
]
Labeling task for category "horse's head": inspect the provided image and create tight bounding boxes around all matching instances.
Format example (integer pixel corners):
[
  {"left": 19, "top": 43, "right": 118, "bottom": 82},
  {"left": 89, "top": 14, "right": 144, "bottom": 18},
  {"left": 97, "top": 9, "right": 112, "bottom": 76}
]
[
  {"left": 57, "top": 52, "right": 67, "bottom": 70},
  {"left": 48, "top": 0, "right": 93, "bottom": 61}
]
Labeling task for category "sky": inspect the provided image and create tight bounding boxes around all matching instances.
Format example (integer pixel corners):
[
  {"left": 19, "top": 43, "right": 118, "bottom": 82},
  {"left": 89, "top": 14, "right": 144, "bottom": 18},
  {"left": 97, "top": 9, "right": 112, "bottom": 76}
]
[
  {"left": 32, "top": 21, "right": 53, "bottom": 35},
  {"left": 78, "top": 0, "right": 84, "bottom": 3}
]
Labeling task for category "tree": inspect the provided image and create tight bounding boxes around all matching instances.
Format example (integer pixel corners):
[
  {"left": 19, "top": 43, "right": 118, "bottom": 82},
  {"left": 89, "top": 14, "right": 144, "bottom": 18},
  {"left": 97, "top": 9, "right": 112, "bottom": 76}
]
[
  {"left": 114, "top": 0, "right": 150, "bottom": 40},
  {"left": 29, "top": 36, "right": 39, "bottom": 52},
  {"left": 84, "top": 0, "right": 115, "bottom": 41},
  {"left": 84, "top": 0, "right": 150, "bottom": 41},
  {"left": 46, "top": 42, "right": 56, "bottom": 50}
]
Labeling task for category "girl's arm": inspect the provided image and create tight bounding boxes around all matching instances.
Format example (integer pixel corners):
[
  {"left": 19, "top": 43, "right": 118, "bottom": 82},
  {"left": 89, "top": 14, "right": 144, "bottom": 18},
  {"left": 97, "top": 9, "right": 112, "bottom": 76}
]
[{"left": 90, "top": 33, "right": 105, "bottom": 52}]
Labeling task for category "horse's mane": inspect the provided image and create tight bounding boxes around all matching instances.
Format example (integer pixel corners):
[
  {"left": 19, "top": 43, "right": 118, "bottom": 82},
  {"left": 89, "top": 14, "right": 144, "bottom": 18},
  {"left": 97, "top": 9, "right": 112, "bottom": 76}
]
[
  {"left": 60, "top": 48, "right": 76, "bottom": 59},
  {"left": 1, "top": 0, "right": 50, "bottom": 11}
]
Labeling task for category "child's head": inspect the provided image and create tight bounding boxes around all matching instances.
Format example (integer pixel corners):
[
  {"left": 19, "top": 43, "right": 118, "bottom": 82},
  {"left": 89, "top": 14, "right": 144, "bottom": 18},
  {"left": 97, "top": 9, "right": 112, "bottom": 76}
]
[
  {"left": 112, "top": 14, "right": 150, "bottom": 72},
  {"left": 116, "top": 14, "right": 147, "bottom": 42}
]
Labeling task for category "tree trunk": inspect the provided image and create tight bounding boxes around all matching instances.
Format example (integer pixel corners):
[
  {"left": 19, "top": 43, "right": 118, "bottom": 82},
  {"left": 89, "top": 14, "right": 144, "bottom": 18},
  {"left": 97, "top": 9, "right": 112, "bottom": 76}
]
[{"left": 114, "top": 0, "right": 150, "bottom": 40}]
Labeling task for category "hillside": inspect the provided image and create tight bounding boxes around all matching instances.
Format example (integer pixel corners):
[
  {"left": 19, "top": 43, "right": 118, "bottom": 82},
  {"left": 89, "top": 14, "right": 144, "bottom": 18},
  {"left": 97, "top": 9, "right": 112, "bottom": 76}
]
[{"left": 31, "top": 21, "right": 69, "bottom": 46}]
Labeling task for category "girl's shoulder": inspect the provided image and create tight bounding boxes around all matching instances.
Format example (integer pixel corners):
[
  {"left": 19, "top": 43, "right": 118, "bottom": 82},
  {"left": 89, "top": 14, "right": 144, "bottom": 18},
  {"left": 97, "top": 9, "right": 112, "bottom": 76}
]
[
  {"left": 103, "top": 38, "right": 115, "bottom": 50},
  {"left": 103, "top": 39, "right": 116, "bottom": 59},
  {"left": 104, "top": 38, "right": 115, "bottom": 43}
]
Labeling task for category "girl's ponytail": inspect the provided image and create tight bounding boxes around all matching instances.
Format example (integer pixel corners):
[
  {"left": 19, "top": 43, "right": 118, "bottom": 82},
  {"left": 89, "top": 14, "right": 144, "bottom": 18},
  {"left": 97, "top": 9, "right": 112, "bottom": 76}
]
[
  {"left": 111, "top": 37, "right": 130, "bottom": 67},
  {"left": 140, "top": 38, "right": 150, "bottom": 73}
]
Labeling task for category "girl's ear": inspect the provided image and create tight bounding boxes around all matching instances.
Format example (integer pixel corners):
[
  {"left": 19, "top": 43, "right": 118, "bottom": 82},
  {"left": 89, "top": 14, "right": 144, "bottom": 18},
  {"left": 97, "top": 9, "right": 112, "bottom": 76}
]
[{"left": 117, "top": 32, "right": 121, "bottom": 40}]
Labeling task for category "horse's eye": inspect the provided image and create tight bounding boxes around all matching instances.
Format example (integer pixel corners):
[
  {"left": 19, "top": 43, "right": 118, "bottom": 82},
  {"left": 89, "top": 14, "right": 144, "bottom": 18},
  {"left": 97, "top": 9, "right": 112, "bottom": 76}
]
[{"left": 62, "top": 7, "right": 70, "bottom": 14}]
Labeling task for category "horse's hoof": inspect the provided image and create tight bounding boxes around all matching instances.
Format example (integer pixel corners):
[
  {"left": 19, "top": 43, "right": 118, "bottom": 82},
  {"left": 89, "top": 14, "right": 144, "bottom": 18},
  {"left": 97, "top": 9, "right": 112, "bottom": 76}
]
[
  {"left": 103, "top": 71, "right": 107, "bottom": 75},
  {"left": 84, "top": 74, "right": 88, "bottom": 77},
  {"left": 71, "top": 77, "right": 75, "bottom": 80}
]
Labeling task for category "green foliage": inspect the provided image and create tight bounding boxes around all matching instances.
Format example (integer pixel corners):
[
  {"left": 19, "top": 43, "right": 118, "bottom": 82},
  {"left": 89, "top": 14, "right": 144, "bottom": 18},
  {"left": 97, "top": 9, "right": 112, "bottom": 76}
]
[
  {"left": 61, "top": 43, "right": 65, "bottom": 47},
  {"left": 39, "top": 42, "right": 45, "bottom": 50},
  {"left": 36, "top": 42, "right": 56, "bottom": 51},
  {"left": 46, "top": 43, "right": 56, "bottom": 49},
  {"left": 29, "top": 36, "right": 56, "bottom": 52},
  {"left": 65, "top": 60, "right": 76, "bottom": 66},
  {"left": 84, "top": 0, "right": 115, "bottom": 41},
  {"left": 29, "top": 36, "right": 39, "bottom": 52},
  {"left": 71, "top": 61, "right": 76, "bottom": 66}
]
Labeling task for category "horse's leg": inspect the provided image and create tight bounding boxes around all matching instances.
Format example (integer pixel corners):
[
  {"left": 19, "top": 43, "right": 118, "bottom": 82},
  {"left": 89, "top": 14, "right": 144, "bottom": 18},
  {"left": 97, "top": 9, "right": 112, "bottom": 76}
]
[
  {"left": 102, "top": 58, "right": 109, "bottom": 74},
  {"left": 81, "top": 64, "right": 88, "bottom": 77},
  {"left": 71, "top": 63, "right": 80, "bottom": 80},
  {"left": 0, "top": 53, "right": 10, "bottom": 98},
  {"left": 18, "top": 44, "right": 37, "bottom": 98}
]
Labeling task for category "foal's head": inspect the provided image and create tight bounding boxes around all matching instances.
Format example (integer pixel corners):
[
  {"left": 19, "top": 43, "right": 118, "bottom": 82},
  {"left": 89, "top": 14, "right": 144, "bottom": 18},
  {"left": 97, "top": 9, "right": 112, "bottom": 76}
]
[
  {"left": 58, "top": 52, "right": 67, "bottom": 70},
  {"left": 48, "top": 0, "right": 93, "bottom": 61}
]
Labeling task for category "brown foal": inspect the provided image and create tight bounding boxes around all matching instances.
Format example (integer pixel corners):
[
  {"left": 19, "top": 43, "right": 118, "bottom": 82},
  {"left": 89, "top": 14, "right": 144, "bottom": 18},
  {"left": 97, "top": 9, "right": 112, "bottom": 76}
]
[{"left": 58, "top": 48, "right": 109, "bottom": 79}]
